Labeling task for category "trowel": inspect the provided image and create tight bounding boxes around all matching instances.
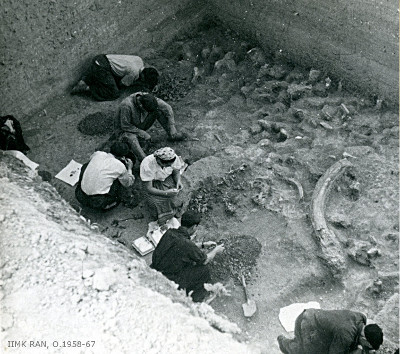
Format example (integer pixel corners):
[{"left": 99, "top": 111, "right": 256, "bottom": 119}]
[{"left": 240, "top": 274, "right": 257, "bottom": 317}]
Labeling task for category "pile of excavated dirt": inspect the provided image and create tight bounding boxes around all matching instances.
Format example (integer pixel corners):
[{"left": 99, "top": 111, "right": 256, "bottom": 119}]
[
  {"left": 155, "top": 60, "right": 194, "bottom": 102},
  {"left": 78, "top": 111, "right": 114, "bottom": 136},
  {"left": 10, "top": 20, "right": 399, "bottom": 352},
  {"left": 210, "top": 235, "right": 262, "bottom": 284}
]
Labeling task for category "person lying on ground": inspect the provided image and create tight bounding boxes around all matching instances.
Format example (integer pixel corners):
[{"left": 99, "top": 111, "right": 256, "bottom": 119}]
[
  {"left": 71, "top": 54, "right": 159, "bottom": 101},
  {"left": 277, "top": 308, "right": 383, "bottom": 354},
  {"left": 114, "top": 92, "right": 185, "bottom": 161},
  {"left": 151, "top": 211, "right": 224, "bottom": 302},
  {"left": 75, "top": 142, "right": 135, "bottom": 211},
  {"left": 140, "top": 147, "right": 188, "bottom": 225}
]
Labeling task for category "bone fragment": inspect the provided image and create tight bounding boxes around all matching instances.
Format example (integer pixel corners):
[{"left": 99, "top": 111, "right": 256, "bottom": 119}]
[
  {"left": 286, "top": 177, "right": 304, "bottom": 201},
  {"left": 310, "top": 159, "right": 353, "bottom": 278}
]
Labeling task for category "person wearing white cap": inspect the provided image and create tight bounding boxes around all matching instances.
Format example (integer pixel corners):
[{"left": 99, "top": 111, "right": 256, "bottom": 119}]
[{"left": 140, "top": 147, "right": 185, "bottom": 225}]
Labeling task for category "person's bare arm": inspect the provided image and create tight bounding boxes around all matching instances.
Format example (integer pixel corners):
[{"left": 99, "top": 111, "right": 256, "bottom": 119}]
[
  {"left": 118, "top": 158, "right": 135, "bottom": 187},
  {"left": 144, "top": 181, "right": 179, "bottom": 197},
  {"left": 204, "top": 244, "right": 224, "bottom": 265},
  {"left": 172, "top": 169, "right": 183, "bottom": 190},
  {"left": 195, "top": 241, "right": 217, "bottom": 248},
  {"left": 157, "top": 99, "right": 177, "bottom": 135}
]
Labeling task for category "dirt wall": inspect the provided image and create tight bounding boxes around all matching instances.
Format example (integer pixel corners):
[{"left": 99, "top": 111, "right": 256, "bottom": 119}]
[
  {"left": 0, "top": 154, "right": 253, "bottom": 353},
  {"left": 208, "top": 0, "right": 399, "bottom": 105},
  {"left": 1, "top": 0, "right": 398, "bottom": 118},
  {"left": 0, "top": 0, "right": 208, "bottom": 119}
]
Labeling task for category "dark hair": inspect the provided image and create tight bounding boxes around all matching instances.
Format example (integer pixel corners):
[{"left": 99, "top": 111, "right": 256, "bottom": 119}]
[
  {"left": 110, "top": 142, "right": 129, "bottom": 158},
  {"left": 142, "top": 67, "right": 159, "bottom": 89},
  {"left": 140, "top": 94, "right": 158, "bottom": 112},
  {"left": 156, "top": 156, "right": 176, "bottom": 164},
  {"left": 364, "top": 324, "right": 383, "bottom": 350},
  {"left": 181, "top": 211, "right": 201, "bottom": 228}
]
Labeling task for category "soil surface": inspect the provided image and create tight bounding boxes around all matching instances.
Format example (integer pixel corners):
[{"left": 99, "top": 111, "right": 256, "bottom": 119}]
[
  {"left": 0, "top": 154, "right": 249, "bottom": 354},
  {"left": 20, "top": 21, "right": 399, "bottom": 352}
]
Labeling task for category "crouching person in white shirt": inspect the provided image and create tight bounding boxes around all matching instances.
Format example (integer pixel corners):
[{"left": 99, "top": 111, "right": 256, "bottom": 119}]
[{"left": 75, "top": 142, "right": 135, "bottom": 211}]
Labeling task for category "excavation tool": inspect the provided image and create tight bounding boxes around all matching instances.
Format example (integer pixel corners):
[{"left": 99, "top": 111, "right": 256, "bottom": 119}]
[{"left": 240, "top": 274, "right": 257, "bottom": 317}]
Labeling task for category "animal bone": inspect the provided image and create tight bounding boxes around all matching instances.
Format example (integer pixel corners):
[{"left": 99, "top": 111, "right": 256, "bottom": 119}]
[
  {"left": 342, "top": 152, "right": 357, "bottom": 159},
  {"left": 310, "top": 159, "right": 352, "bottom": 278},
  {"left": 285, "top": 177, "right": 304, "bottom": 201},
  {"left": 274, "top": 171, "right": 304, "bottom": 201}
]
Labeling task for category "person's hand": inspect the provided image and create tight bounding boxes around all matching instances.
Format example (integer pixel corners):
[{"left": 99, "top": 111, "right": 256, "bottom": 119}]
[
  {"left": 169, "top": 126, "right": 178, "bottom": 137},
  {"left": 165, "top": 189, "right": 179, "bottom": 197},
  {"left": 139, "top": 131, "right": 152, "bottom": 141},
  {"left": 176, "top": 181, "right": 184, "bottom": 191},
  {"left": 214, "top": 244, "right": 225, "bottom": 253},
  {"left": 125, "top": 158, "right": 134, "bottom": 170},
  {"left": 159, "top": 224, "right": 168, "bottom": 232},
  {"left": 349, "top": 349, "right": 363, "bottom": 354},
  {"left": 203, "top": 241, "right": 217, "bottom": 248}
]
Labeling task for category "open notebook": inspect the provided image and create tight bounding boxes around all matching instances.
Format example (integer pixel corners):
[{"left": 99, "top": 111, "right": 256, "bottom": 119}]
[
  {"left": 132, "top": 237, "right": 155, "bottom": 256},
  {"left": 132, "top": 218, "right": 181, "bottom": 256},
  {"left": 147, "top": 217, "right": 180, "bottom": 246}
]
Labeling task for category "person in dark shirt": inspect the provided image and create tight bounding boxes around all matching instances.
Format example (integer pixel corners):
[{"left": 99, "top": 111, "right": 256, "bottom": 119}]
[
  {"left": 0, "top": 115, "right": 30, "bottom": 154},
  {"left": 114, "top": 93, "right": 185, "bottom": 161},
  {"left": 277, "top": 309, "right": 383, "bottom": 354},
  {"left": 151, "top": 211, "right": 224, "bottom": 302}
]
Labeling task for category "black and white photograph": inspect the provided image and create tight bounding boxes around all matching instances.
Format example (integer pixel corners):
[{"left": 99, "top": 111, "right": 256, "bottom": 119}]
[{"left": 0, "top": 0, "right": 398, "bottom": 353}]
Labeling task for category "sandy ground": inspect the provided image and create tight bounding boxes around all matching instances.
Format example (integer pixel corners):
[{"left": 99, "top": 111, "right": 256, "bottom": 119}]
[{"left": 15, "top": 23, "right": 399, "bottom": 352}]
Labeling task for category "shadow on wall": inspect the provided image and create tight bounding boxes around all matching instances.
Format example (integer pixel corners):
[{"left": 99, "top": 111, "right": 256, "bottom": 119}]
[
  {"left": 0, "top": 0, "right": 209, "bottom": 118},
  {"left": 2, "top": 0, "right": 398, "bottom": 119}
]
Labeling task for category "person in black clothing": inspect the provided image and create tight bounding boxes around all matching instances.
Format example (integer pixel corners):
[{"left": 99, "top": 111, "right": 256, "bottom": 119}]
[
  {"left": 0, "top": 115, "right": 30, "bottom": 154},
  {"left": 151, "top": 211, "right": 224, "bottom": 302},
  {"left": 277, "top": 309, "right": 383, "bottom": 354}
]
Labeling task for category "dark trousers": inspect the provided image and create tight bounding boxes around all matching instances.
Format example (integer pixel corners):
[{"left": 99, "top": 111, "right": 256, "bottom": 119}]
[
  {"left": 82, "top": 54, "right": 120, "bottom": 101},
  {"left": 280, "top": 310, "right": 329, "bottom": 354},
  {"left": 75, "top": 163, "right": 123, "bottom": 210},
  {"left": 119, "top": 110, "right": 172, "bottom": 161},
  {"left": 75, "top": 180, "right": 123, "bottom": 210},
  {"left": 172, "top": 265, "right": 211, "bottom": 302}
]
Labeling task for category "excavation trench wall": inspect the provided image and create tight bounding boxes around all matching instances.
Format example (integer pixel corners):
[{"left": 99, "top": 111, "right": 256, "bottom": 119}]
[
  {"left": 0, "top": 0, "right": 208, "bottom": 118},
  {"left": 208, "top": 0, "right": 399, "bottom": 105},
  {"left": 1, "top": 0, "right": 398, "bottom": 117}
]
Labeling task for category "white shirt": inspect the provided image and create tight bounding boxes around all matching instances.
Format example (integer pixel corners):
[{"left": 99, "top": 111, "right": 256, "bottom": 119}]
[
  {"left": 106, "top": 55, "right": 144, "bottom": 86},
  {"left": 81, "top": 151, "right": 134, "bottom": 195},
  {"left": 140, "top": 154, "right": 184, "bottom": 182}
]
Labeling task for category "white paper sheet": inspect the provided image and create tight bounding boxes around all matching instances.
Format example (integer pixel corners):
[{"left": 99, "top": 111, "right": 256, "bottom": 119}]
[
  {"left": 55, "top": 160, "right": 82, "bottom": 186},
  {"left": 3, "top": 150, "right": 39, "bottom": 170},
  {"left": 147, "top": 217, "right": 180, "bottom": 246},
  {"left": 279, "top": 301, "right": 321, "bottom": 332}
]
